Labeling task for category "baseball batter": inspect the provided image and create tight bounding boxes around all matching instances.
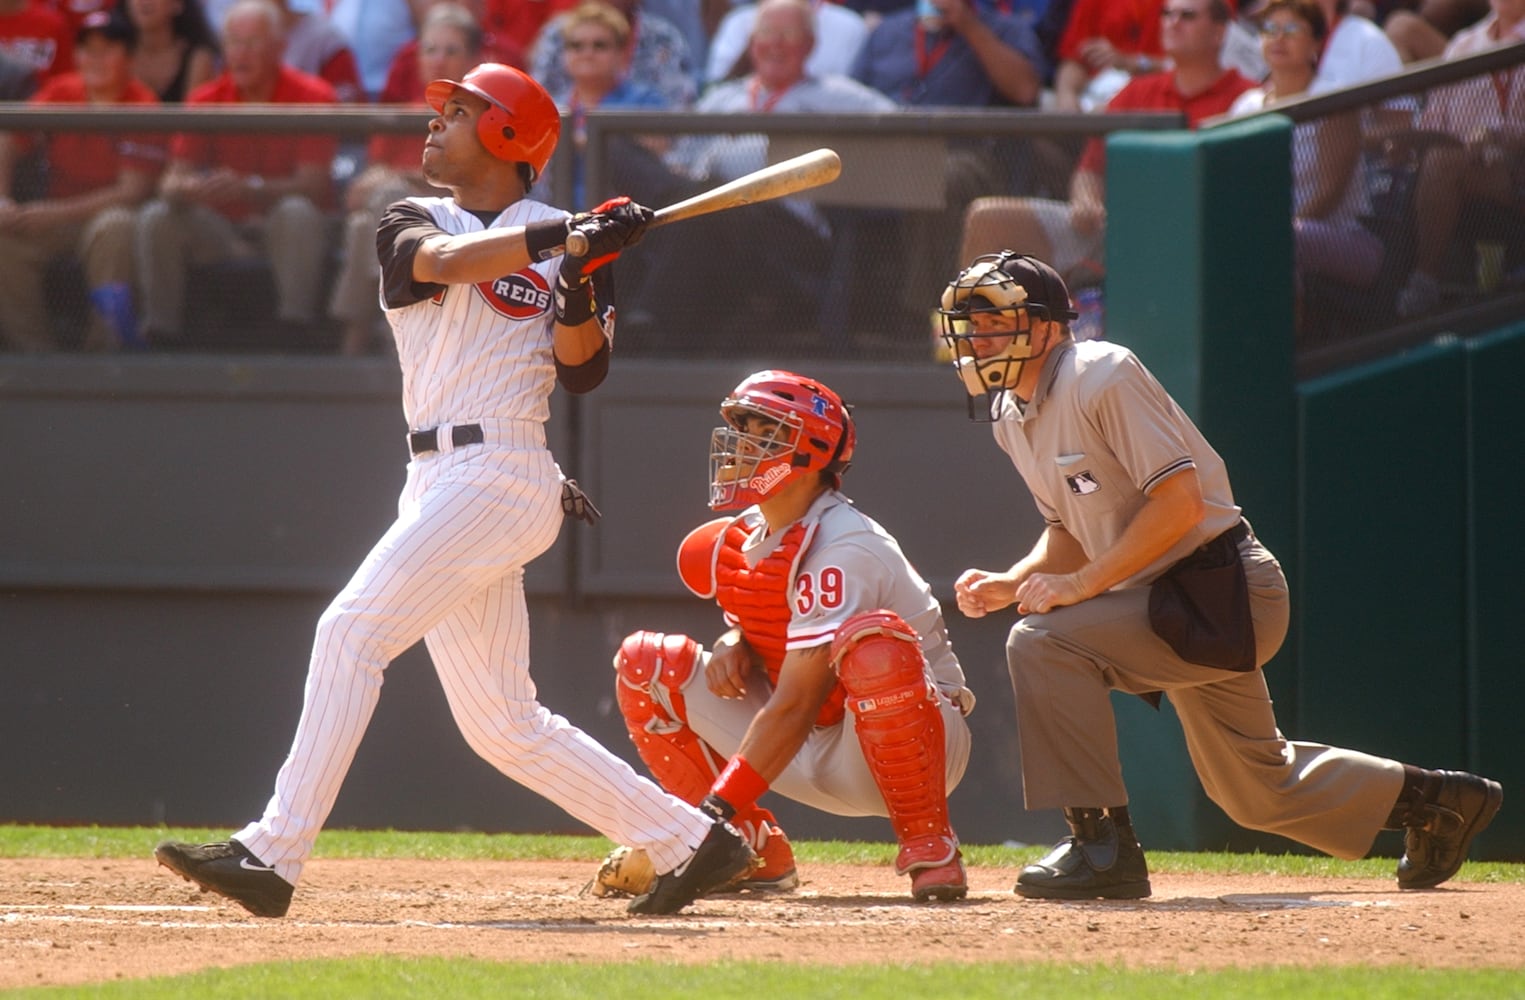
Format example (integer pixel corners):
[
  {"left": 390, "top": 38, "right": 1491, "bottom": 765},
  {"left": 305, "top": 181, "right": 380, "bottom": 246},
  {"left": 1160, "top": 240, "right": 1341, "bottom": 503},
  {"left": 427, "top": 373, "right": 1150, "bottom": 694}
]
[
  {"left": 154, "top": 63, "right": 755, "bottom": 919},
  {"left": 938, "top": 250, "right": 1503, "bottom": 899},
  {"left": 596, "top": 370, "right": 976, "bottom": 902}
]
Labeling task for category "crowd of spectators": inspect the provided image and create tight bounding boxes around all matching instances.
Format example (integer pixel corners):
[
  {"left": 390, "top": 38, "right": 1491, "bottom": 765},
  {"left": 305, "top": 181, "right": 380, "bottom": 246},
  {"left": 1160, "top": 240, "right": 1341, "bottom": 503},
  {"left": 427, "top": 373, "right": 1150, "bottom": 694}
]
[{"left": 0, "top": 0, "right": 1518, "bottom": 354}]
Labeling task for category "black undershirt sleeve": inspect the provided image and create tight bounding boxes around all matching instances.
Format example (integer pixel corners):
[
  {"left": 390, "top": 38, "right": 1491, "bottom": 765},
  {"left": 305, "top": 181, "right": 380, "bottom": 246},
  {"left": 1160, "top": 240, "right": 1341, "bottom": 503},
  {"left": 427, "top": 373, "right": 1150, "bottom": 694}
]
[{"left": 377, "top": 200, "right": 447, "bottom": 309}]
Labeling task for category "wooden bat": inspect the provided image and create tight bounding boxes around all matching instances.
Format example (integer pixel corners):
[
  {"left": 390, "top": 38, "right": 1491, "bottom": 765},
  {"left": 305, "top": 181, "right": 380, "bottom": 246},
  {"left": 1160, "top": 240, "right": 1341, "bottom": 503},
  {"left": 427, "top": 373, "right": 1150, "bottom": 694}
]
[{"left": 564, "top": 147, "right": 842, "bottom": 257}]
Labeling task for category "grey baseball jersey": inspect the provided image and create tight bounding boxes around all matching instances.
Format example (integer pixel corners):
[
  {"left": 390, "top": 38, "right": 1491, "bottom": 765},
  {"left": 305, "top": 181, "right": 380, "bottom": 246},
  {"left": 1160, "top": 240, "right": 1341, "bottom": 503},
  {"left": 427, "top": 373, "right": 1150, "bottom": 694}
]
[
  {"left": 990, "top": 339, "right": 1243, "bottom": 588},
  {"left": 683, "top": 491, "right": 974, "bottom": 817}
]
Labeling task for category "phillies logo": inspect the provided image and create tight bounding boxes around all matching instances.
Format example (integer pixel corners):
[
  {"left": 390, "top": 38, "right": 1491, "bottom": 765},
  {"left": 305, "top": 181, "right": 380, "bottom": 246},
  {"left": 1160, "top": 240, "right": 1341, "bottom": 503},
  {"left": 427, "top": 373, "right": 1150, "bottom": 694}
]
[
  {"left": 478, "top": 269, "right": 552, "bottom": 319},
  {"left": 750, "top": 464, "right": 791, "bottom": 494}
]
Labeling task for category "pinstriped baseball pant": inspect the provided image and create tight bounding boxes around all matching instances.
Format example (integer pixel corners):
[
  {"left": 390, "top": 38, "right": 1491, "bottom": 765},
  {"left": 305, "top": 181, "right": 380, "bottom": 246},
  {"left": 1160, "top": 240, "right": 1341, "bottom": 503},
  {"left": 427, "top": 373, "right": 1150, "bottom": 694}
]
[
  {"left": 1006, "top": 534, "right": 1405, "bottom": 860},
  {"left": 237, "top": 429, "right": 712, "bottom": 885}
]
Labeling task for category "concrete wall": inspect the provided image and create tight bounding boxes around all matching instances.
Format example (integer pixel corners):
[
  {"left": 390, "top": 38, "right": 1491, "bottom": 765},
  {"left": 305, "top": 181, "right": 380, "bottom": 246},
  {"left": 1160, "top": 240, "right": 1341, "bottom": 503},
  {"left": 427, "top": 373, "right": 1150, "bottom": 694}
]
[{"left": 0, "top": 355, "right": 1065, "bottom": 848}]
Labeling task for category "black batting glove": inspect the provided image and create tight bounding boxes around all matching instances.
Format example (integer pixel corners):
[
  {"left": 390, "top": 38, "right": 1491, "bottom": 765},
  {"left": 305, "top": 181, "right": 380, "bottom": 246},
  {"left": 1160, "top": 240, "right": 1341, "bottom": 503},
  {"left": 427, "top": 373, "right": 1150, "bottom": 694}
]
[{"left": 559, "top": 478, "right": 601, "bottom": 526}]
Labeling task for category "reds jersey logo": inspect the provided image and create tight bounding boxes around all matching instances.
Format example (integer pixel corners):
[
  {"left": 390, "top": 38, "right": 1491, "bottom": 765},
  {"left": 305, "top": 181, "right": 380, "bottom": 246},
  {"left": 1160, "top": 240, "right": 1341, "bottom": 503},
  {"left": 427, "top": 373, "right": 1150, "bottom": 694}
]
[{"left": 477, "top": 269, "right": 552, "bottom": 319}]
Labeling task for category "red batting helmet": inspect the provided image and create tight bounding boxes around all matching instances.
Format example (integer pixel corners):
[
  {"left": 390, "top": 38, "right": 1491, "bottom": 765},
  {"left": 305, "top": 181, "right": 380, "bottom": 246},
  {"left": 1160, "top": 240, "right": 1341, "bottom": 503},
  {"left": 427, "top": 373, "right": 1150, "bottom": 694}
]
[
  {"left": 709, "top": 370, "right": 856, "bottom": 511},
  {"left": 425, "top": 63, "right": 560, "bottom": 181}
]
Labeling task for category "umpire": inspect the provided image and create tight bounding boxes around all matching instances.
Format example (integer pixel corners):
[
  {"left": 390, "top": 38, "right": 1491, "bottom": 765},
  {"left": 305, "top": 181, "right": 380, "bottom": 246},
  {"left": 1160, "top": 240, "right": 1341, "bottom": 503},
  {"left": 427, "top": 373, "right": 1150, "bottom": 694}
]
[{"left": 938, "top": 250, "right": 1503, "bottom": 900}]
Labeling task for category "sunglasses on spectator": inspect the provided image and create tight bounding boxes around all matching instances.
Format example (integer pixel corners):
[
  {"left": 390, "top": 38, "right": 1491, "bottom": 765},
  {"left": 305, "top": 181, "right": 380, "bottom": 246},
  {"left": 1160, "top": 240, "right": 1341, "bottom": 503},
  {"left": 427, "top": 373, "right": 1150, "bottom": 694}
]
[
  {"left": 1160, "top": 7, "right": 1203, "bottom": 21},
  {"left": 1259, "top": 21, "right": 1309, "bottom": 37},
  {"left": 566, "top": 38, "right": 616, "bottom": 52}
]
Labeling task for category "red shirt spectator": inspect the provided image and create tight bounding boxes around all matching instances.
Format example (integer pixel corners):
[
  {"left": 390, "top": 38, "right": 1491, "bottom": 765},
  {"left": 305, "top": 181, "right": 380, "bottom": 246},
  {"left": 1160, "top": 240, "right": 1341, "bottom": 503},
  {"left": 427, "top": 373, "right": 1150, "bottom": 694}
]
[
  {"left": 173, "top": 63, "right": 339, "bottom": 219},
  {"left": 0, "top": 0, "right": 75, "bottom": 83},
  {"left": 1076, "top": 65, "right": 1254, "bottom": 173},
  {"left": 1057, "top": 0, "right": 1166, "bottom": 67},
  {"left": 483, "top": 0, "right": 574, "bottom": 60},
  {"left": 27, "top": 68, "right": 162, "bottom": 198}
]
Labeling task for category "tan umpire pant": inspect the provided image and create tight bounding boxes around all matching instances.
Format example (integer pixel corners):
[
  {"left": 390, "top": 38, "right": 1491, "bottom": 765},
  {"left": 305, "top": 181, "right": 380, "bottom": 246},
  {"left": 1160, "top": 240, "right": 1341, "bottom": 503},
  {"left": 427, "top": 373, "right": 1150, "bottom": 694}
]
[{"left": 1006, "top": 529, "right": 1405, "bottom": 860}]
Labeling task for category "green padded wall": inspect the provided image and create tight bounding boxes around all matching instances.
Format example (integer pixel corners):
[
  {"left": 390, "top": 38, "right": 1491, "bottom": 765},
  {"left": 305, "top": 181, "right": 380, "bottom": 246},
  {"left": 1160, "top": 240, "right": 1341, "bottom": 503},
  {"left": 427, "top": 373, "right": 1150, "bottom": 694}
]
[
  {"left": 1294, "top": 341, "right": 1469, "bottom": 769},
  {"left": 1104, "top": 116, "right": 1297, "bottom": 850},
  {"left": 1465, "top": 324, "right": 1525, "bottom": 857}
]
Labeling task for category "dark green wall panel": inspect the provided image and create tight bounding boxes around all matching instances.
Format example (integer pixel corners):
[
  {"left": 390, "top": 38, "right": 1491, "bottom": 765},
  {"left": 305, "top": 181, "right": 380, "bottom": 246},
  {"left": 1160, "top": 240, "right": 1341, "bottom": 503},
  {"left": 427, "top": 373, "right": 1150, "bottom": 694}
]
[
  {"left": 1465, "top": 324, "right": 1525, "bottom": 856},
  {"left": 1295, "top": 341, "right": 1469, "bottom": 766}
]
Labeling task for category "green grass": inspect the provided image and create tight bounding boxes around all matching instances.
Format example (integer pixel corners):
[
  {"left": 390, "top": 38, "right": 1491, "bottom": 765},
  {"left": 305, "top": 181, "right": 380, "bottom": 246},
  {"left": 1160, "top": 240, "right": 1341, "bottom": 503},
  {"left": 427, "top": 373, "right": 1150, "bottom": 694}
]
[
  {"left": 6, "top": 959, "right": 1524, "bottom": 1000},
  {"left": 4, "top": 825, "right": 1523, "bottom": 999},
  {"left": 3, "top": 824, "right": 1521, "bottom": 883}
]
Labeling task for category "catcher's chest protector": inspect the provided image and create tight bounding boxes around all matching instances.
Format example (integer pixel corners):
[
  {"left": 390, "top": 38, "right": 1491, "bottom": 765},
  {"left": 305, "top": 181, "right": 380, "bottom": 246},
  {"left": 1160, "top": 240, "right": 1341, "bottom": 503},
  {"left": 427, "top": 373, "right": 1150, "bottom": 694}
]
[{"left": 715, "top": 519, "right": 847, "bottom": 727}]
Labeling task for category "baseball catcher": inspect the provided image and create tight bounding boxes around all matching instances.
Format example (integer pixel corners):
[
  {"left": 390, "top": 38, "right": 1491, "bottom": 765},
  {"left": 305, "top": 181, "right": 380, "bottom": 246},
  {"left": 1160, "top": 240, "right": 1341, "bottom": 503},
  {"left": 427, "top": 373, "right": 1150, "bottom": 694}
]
[{"left": 591, "top": 370, "right": 977, "bottom": 902}]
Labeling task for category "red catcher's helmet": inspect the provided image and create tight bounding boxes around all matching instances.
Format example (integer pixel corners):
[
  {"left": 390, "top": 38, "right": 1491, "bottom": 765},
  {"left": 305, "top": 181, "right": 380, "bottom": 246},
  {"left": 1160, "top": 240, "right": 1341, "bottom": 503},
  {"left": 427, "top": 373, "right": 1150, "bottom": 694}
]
[
  {"left": 709, "top": 370, "right": 856, "bottom": 511},
  {"left": 425, "top": 63, "right": 560, "bottom": 181}
]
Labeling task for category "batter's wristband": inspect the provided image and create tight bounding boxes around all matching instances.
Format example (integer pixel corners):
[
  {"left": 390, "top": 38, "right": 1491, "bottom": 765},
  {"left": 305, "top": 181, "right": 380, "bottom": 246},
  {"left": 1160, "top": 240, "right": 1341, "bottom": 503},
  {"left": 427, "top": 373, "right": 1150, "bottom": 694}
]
[
  {"left": 554, "top": 273, "right": 595, "bottom": 326},
  {"left": 525, "top": 218, "right": 571, "bottom": 262},
  {"left": 709, "top": 755, "right": 769, "bottom": 815}
]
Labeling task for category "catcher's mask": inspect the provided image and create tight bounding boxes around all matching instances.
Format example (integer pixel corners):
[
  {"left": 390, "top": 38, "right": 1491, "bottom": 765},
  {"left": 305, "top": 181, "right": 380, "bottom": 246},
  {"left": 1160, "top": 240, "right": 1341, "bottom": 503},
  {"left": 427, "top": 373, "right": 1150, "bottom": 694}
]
[
  {"left": 709, "top": 370, "right": 855, "bottom": 511},
  {"left": 938, "top": 251, "right": 1078, "bottom": 421},
  {"left": 425, "top": 63, "right": 560, "bottom": 182}
]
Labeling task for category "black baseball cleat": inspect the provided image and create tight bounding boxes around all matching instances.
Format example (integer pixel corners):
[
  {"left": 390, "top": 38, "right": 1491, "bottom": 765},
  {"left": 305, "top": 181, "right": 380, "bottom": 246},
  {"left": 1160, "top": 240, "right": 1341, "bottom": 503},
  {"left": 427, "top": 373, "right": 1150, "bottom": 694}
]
[
  {"left": 1015, "top": 807, "right": 1152, "bottom": 901},
  {"left": 1396, "top": 771, "right": 1503, "bottom": 890},
  {"left": 154, "top": 839, "right": 294, "bottom": 917},
  {"left": 627, "top": 821, "right": 757, "bottom": 916}
]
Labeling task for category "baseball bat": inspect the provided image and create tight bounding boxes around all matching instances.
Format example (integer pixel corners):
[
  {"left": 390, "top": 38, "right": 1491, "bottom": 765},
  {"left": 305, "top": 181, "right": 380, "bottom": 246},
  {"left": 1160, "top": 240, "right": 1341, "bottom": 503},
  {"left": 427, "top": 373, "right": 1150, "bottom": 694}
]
[{"left": 564, "top": 147, "right": 842, "bottom": 257}]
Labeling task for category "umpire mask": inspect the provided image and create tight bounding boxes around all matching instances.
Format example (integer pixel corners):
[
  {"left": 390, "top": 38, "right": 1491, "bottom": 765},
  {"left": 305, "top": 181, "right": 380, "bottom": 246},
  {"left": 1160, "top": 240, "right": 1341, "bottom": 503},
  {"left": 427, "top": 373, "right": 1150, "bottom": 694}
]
[{"left": 938, "top": 252, "right": 1078, "bottom": 421}]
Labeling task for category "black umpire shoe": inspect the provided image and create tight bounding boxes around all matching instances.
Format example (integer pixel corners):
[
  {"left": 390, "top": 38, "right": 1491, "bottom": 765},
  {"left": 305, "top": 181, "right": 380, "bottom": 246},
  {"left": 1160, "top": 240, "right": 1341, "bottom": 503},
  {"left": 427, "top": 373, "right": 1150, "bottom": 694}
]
[
  {"left": 1397, "top": 771, "right": 1504, "bottom": 890},
  {"left": 1015, "top": 807, "right": 1152, "bottom": 901},
  {"left": 154, "top": 839, "right": 294, "bottom": 917},
  {"left": 627, "top": 821, "right": 757, "bottom": 916}
]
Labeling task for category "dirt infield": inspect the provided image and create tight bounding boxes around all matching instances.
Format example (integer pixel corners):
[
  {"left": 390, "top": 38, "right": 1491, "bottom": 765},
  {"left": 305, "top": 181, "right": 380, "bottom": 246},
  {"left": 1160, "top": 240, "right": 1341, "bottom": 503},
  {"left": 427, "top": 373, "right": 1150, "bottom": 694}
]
[{"left": 2, "top": 857, "right": 1521, "bottom": 988}]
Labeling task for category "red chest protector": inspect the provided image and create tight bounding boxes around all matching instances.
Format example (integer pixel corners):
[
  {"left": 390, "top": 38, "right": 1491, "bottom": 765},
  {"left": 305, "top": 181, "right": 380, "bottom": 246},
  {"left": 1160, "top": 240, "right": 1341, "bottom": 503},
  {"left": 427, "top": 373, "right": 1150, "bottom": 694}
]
[{"left": 679, "top": 513, "right": 847, "bottom": 727}]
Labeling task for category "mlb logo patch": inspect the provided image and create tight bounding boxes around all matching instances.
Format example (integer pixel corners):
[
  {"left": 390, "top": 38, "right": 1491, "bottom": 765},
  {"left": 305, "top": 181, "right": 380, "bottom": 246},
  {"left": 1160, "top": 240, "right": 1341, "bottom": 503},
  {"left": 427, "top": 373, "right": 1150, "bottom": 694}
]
[{"left": 1066, "top": 470, "right": 1101, "bottom": 495}]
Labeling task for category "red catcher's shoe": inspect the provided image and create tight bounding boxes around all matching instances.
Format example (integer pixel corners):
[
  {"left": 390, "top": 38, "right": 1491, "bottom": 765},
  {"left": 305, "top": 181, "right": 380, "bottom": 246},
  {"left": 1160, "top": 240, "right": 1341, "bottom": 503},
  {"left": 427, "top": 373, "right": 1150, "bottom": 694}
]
[
  {"left": 721, "top": 820, "right": 799, "bottom": 892},
  {"left": 910, "top": 851, "right": 967, "bottom": 902}
]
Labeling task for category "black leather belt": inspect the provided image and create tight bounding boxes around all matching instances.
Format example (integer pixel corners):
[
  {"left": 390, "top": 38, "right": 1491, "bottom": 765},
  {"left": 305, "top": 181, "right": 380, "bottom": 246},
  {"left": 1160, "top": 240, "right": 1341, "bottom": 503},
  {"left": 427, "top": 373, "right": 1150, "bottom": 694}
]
[
  {"left": 408, "top": 423, "right": 484, "bottom": 457},
  {"left": 1222, "top": 519, "right": 1250, "bottom": 546}
]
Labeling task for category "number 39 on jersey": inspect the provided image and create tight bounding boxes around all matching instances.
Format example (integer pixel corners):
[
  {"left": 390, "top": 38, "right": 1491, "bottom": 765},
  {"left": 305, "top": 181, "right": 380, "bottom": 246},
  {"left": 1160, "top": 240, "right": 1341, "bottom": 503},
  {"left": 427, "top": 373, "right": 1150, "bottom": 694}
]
[{"left": 795, "top": 566, "right": 845, "bottom": 615}]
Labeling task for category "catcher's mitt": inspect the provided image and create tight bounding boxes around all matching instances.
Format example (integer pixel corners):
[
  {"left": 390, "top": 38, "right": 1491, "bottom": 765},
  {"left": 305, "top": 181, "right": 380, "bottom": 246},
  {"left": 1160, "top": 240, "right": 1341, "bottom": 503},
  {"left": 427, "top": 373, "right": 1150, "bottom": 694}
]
[{"left": 583, "top": 845, "right": 656, "bottom": 898}]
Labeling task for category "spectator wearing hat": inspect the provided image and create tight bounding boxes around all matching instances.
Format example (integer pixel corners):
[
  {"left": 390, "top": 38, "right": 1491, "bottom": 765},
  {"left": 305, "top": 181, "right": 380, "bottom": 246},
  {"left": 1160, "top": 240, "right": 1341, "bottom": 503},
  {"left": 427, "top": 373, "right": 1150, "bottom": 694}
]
[{"left": 0, "top": 8, "right": 163, "bottom": 351}]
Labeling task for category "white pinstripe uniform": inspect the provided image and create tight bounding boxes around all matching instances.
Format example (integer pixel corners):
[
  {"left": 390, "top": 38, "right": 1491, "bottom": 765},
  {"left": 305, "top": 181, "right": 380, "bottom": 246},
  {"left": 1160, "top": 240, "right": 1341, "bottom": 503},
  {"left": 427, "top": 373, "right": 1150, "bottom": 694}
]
[{"left": 234, "top": 194, "right": 714, "bottom": 885}]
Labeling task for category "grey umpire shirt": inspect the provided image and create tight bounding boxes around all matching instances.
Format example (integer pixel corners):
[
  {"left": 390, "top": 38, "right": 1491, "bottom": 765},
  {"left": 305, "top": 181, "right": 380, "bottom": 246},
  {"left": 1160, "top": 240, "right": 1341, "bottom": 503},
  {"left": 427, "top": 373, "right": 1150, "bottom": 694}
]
[{"left": 990, "top": 339, "right": 1243, "bottom": 589}]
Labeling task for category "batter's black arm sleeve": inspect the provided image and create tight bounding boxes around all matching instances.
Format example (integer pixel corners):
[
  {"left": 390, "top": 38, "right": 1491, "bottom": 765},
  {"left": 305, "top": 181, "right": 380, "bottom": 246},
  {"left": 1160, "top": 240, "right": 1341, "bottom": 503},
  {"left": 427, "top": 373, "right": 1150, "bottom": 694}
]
[
  {"left": 554, "top": 263, "right": 617, "bottom": 393},
  {"left": 555, "top": 341, "right": 610, "bottom": 394},
  {"left": 377, "top": 200, "right": 448, "bottom": 309}
]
